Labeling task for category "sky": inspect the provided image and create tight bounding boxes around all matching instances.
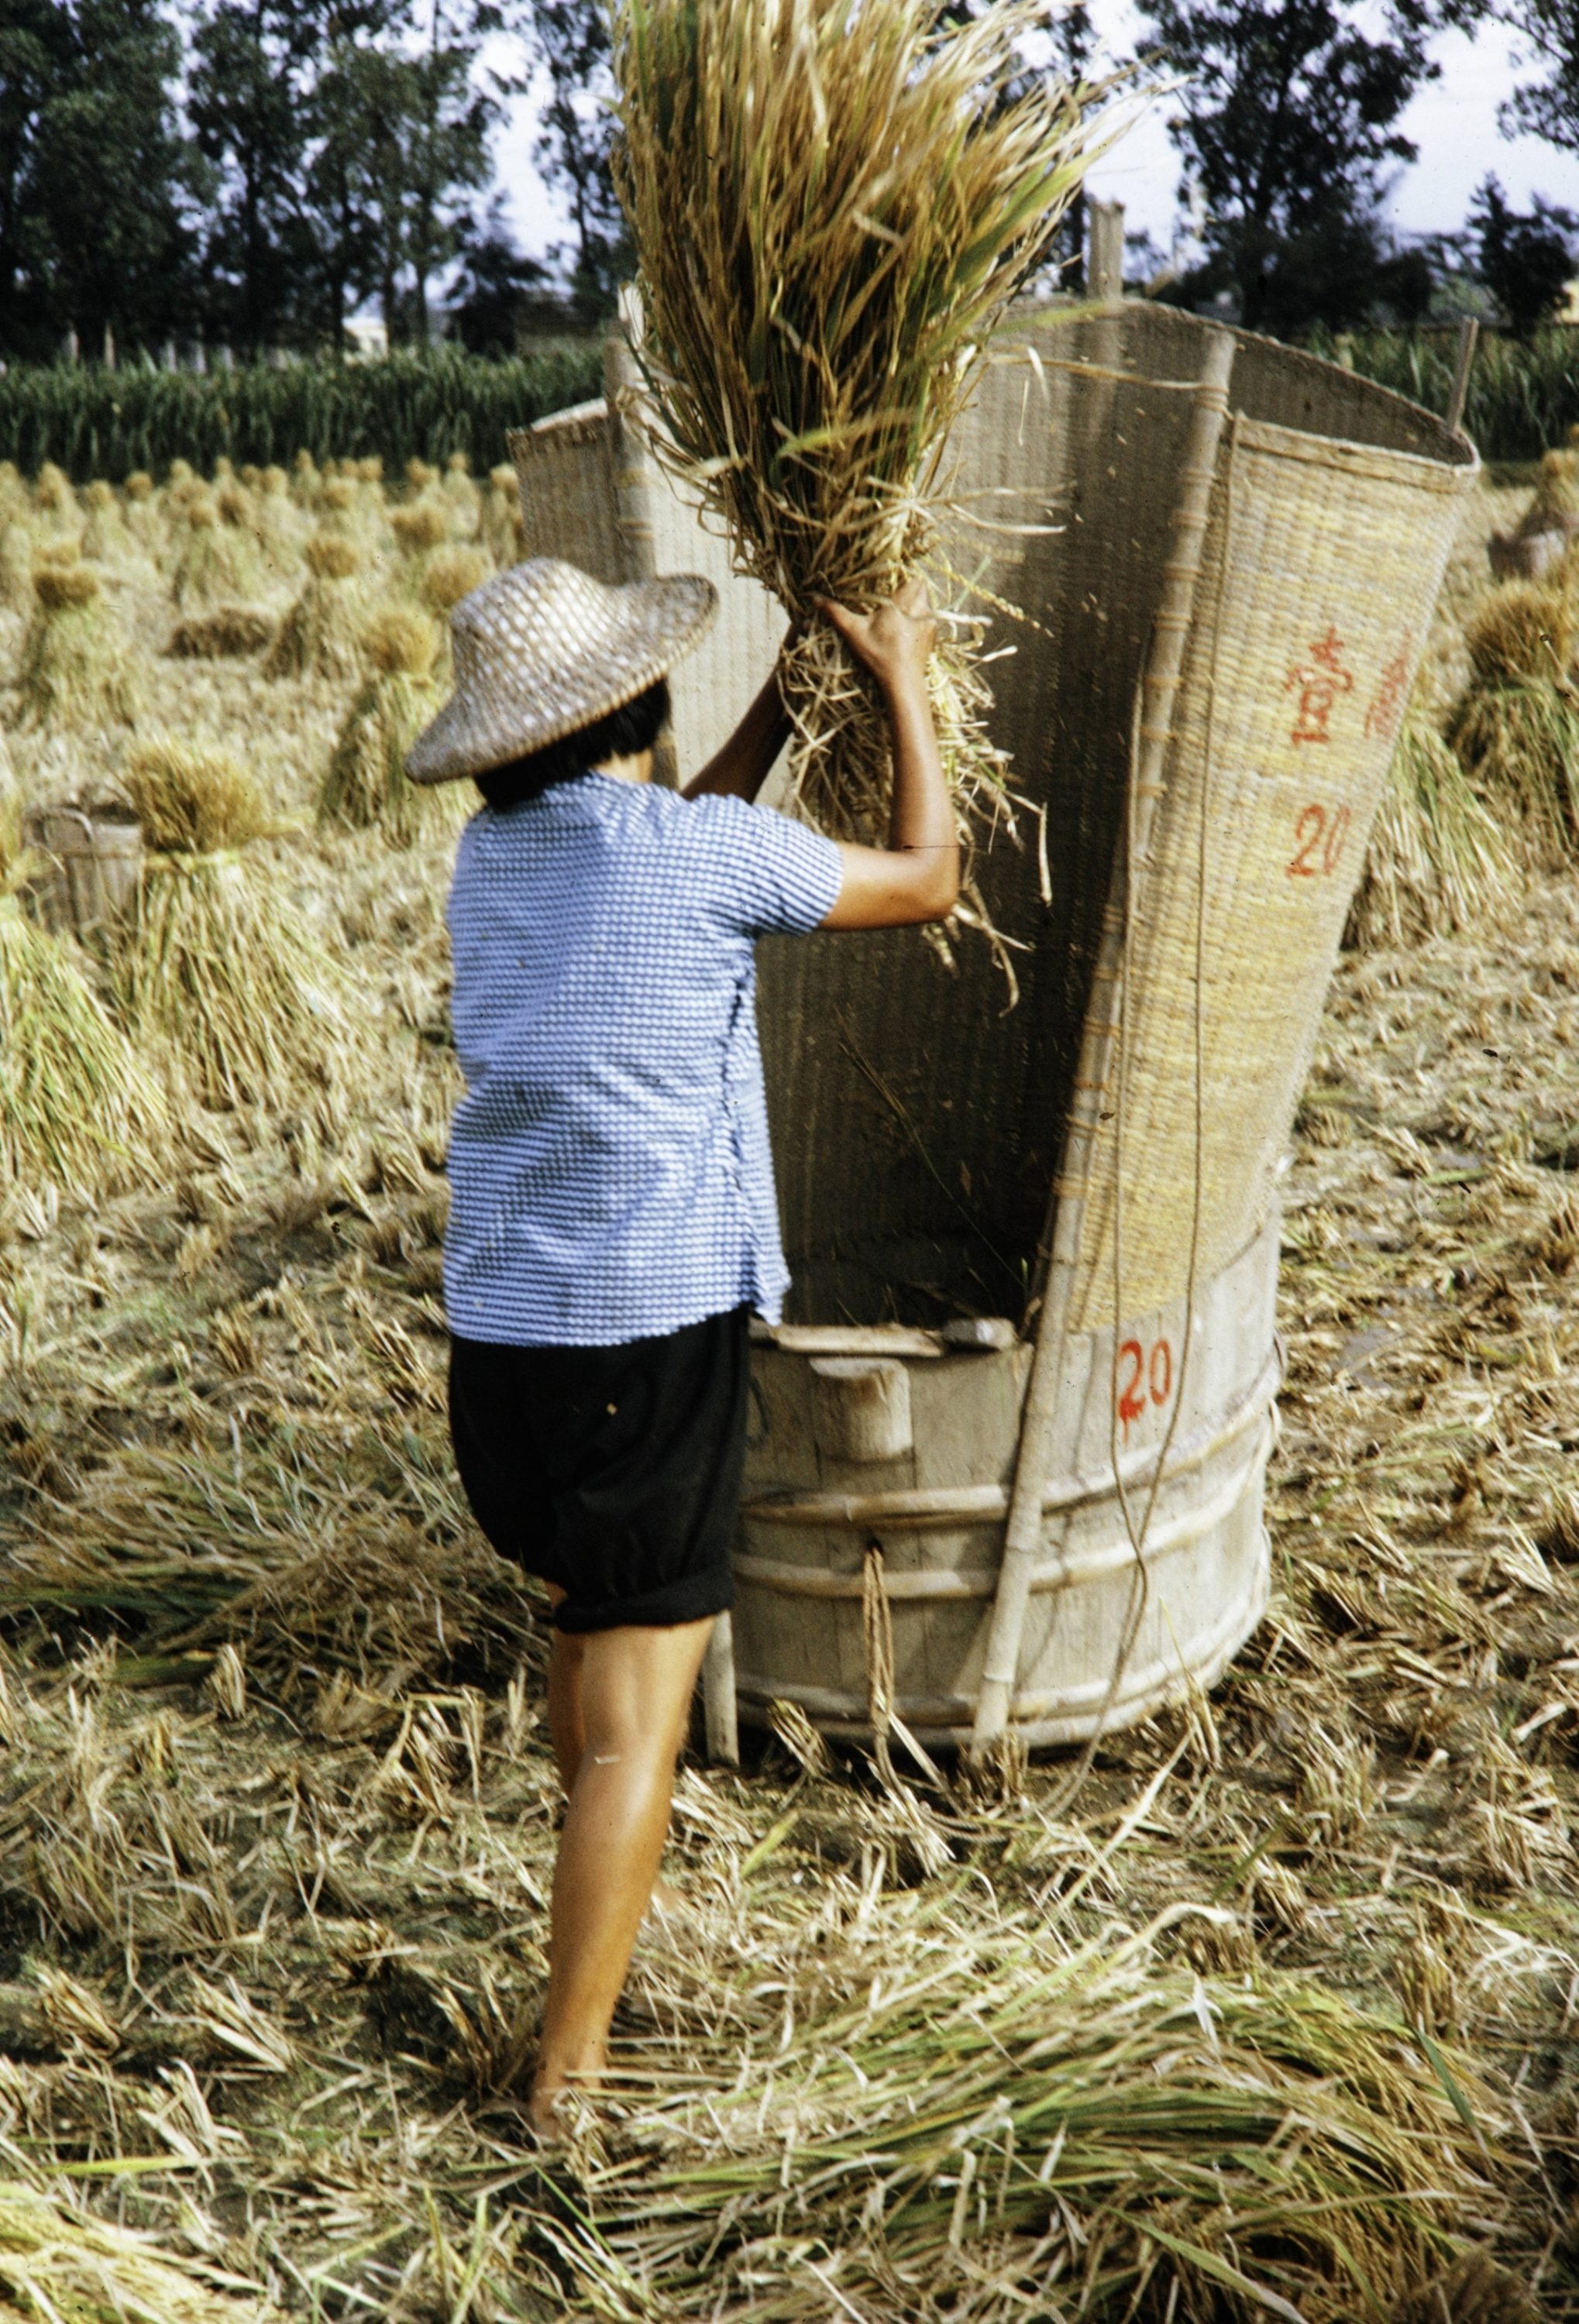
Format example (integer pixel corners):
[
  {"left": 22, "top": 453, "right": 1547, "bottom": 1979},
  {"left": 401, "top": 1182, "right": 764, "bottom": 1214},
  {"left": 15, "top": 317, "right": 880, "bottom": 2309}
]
[{"left": 487, "top": 7, "right": 1579, "bottom": 270}]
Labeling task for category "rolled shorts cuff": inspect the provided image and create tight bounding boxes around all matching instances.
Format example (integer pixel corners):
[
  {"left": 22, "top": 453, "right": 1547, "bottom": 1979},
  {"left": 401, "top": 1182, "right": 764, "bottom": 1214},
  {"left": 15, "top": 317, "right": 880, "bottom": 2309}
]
[{"left": 552, "top": 1563, "right": 734, "bottom": 1635}]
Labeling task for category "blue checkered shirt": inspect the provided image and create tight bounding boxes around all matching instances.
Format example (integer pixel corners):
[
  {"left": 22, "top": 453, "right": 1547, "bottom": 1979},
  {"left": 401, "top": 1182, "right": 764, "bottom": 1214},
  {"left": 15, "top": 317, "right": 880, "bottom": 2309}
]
[{"left": 443, "top": 772, "right": 844, "bottom": 1346}]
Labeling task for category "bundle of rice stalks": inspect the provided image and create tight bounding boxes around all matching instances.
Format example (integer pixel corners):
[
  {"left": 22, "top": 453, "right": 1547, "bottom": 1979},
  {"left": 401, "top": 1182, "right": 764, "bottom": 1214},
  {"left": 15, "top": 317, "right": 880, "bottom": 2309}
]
[
  {"left": 0, "top": 459, "right": 28, "bottom": 531},
  {"left": 262, "top": 534, "right": 366, "bottom": 681},
  {"left": 1529, "top": 445, "right": 1579, "bottom": 520},
  {"left": 33, "top": 460, "right": 81, "bottom": 537},
  {"left": 291, "top": 448, "right": 320, "bottom": 507},
  {"left": 115, "top": 738, "right": 363, "bottom": 1113},
  {"left": 0, "top": 2180, "right": 263, "bottom": 2324},
  {"left": 1448, "top": 580, "right": 1579, "bottom": 861},
  {"left": 1464, "top": 578, "right": 1574, "bottom": 685},
  {"left": 166, "top": 606, "right": 277, "bottom": 660},
  {"left": 0, "top": 518, "right": 33, "bottom": 613},
  {"left": 254, "top": 463, "right": 305, "bottom": 570},
  {"left": 483, "top": 462, "right": 525, "bottom": 566},
  {"left": 421, "top": 545, "right": 488, "bottom": 619},
  {"left": 614, "top": 0, "right": 1105, "bottom": 917},
  {"left": 121, "top": 737, "right": 269, "bottom": 854},
  {"left": 169, "top": 497, "right": 265, "bottom": 610},
  {"left": 0, "top": 798, "right": 165, "bottom": 1194},
  {"left": 1447, "top": 679, "right": 1579, "bottom": 864},
  {"left": 316, "top": 474, "right": 361, "bottom": 538},
  {"left": 405, "top": 456, "right": 438, "bottom": 495},
  {"left": 12, "top": 560, "right": 140, "bottom": 728},
  {"left": 442, "top": 449, "right": 480, "bottom": 534},
  {"left": 1348, "top": 704, "right": 1520, "bottom": 949},
  {"left": 77, "top": 479, "right": 136, "bottom": 566},
  {"left": 390, "top": 501, "right": 449, "bottom": 562},
  {"left": 318, "top": 606, "right": 453, "bottom": 846},
  {"left": 582, "top": 1904, "right": 1512, "bottom": 2323},
  {"left": 215, "top": 478, "right": 259, "bottom": 535},
  {"left": 122, "top": 469, "right": 161, "bottom": 557}
]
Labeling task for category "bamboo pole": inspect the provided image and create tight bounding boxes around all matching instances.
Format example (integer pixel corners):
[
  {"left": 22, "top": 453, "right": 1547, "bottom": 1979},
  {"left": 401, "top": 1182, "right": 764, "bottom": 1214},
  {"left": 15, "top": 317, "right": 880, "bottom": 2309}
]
[
  {"left": 604, "top": 302, "right": 682, "bottom": 789},
  {"left": 1445, "top": 317, "right": 1478, "bottom": 437},
  {"left": 968, "top": 326, "right": 1236, "bottom": 1759}
]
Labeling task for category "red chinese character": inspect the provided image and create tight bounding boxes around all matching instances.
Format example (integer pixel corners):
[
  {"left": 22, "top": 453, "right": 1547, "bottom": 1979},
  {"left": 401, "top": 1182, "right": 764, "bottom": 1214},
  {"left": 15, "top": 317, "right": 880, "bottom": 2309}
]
[
  {"left": 1284, "top": 624, "right": 1354, "bottom": 746},
  {"left": 1364, "top": 631, "right": 1414, "bottom": 742}
]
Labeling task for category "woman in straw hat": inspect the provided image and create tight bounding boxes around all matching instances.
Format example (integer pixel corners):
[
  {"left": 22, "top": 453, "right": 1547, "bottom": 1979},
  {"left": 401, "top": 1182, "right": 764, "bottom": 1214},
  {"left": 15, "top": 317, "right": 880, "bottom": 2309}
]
[{"left": 408, "top": 555, "right": 955, "bottom": 2134}]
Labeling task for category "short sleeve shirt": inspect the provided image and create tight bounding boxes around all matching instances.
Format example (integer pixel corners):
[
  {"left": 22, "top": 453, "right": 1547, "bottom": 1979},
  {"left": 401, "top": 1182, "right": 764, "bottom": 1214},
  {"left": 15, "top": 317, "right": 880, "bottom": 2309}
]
[{"left": 443, "top": 773, "right": 844, "bottom": 1346}]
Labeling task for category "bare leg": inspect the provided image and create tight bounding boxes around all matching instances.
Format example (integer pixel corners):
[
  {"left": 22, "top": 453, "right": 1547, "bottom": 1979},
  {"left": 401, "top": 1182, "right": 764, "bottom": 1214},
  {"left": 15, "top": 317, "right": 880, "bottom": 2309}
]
[
  {"left": 543, "top": 1590, "right": 586, "bottom": 1793},
  {"left": 530, "top": 1614, "right": 713, "bottom": 2132},
  {"left": 543, "top": 1595, "right": 683, "bottom": 1920}
]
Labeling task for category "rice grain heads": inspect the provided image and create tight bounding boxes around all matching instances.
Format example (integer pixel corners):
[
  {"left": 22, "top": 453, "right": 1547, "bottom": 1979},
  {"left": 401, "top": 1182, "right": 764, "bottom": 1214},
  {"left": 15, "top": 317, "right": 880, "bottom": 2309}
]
[
  {"left": 116, "top": 739, "right": 365, "bottom": 1114},
  {"left": 614, "top": 0, "right": 1108, "bottom": 937},
  {"left": 263, "top": 534, "right": 366, "bottom": 681},
  {"left": 318, "top": 607, "right": 457, "bottom": 847},
  {"left": 1349, "top": 703, "right": 1519, "bottom": 949},
  {"left": 1447, "top": 577, "right": 1579, "bottom": 861},
  {"left": 13, "top": 559, "right": 140, "bottom": 729}
]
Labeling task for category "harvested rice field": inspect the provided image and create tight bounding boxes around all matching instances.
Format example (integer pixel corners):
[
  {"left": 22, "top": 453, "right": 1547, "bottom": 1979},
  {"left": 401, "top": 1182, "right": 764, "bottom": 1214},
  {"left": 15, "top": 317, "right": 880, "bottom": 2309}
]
[{"left": 0, "top": 458, "right": 1576, "bottom": 2319}]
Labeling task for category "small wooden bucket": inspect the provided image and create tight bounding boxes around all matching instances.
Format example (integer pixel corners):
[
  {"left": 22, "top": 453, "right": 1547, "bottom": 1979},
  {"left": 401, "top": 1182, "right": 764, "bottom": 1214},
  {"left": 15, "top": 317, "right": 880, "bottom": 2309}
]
[{"left": 24, "top": 805, "right": 144, "bottom": 939}]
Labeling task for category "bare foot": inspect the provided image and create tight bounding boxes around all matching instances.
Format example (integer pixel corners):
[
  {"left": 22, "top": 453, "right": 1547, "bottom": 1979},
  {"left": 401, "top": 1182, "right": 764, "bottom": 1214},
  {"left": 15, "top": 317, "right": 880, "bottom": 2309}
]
[{"left": 527, "top": 2077, "right": 587, "bottom": 2142}]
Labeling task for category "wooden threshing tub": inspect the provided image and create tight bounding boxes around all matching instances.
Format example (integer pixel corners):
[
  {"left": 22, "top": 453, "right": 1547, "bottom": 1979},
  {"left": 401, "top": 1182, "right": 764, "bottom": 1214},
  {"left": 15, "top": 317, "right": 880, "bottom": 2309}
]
[{"left": 508, "top": 303, "right": 1478, "bottom": 1753}]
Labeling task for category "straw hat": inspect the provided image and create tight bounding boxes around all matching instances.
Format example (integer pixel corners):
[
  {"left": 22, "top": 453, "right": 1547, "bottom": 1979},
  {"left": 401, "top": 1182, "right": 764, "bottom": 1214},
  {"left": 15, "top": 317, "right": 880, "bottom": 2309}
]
[{"left": 407, "top": 557, "right": 717, "bottom": 786}]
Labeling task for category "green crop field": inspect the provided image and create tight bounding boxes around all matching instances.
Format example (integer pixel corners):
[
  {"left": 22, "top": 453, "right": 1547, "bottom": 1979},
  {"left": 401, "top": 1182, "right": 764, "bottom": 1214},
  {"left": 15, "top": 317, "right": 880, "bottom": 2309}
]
[{"left": 0, "top": 345, "right": 604, "bottom": 483}]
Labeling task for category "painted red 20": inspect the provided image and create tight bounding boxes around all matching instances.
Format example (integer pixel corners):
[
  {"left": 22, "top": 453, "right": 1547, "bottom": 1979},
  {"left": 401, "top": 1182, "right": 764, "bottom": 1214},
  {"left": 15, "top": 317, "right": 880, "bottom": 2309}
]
[
  {"left": 1116, "top": 1336, "right": 1175, "bottom": 1436},
  {"left": 1287, "top": 801, "right": 1352, "bottom": 878}
]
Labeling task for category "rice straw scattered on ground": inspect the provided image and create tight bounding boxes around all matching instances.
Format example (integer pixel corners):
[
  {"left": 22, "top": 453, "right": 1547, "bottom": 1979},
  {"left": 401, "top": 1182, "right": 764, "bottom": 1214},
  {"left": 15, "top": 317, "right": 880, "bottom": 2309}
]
[{"left": 0, "top": 457, "right": 1571, "bottom": 2318}]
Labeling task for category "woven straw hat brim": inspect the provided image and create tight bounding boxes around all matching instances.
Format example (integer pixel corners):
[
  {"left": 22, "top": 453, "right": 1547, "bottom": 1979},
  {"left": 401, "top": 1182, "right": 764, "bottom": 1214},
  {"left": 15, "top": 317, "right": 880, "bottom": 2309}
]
[{"left": 407, "top": 571, "right": 717, "bottom": 786}]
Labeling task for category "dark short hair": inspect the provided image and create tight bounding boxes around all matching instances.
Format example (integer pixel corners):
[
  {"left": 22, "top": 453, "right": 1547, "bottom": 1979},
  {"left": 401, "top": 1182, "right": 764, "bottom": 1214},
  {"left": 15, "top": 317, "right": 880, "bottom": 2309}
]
[{"left": 473, "top": 679, "right": 671, "bottom": 810}]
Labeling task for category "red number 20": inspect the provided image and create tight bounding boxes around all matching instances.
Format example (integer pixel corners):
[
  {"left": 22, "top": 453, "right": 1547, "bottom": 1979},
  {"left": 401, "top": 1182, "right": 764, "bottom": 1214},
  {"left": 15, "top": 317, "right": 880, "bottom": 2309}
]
[
  {"left": 1287, "top": 802, "right": 1352, "bottom": 878},
  {"left": 1116, "top": 1337, "right": 1174, "bottom": 1438}
]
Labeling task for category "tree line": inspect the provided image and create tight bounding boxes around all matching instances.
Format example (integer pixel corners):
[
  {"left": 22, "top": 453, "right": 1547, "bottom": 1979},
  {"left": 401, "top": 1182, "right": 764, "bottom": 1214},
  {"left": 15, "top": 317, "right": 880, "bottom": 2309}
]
[
  {"left": 5, "top": 0, "right": 1579, "bottom": 369},
  {"left": 0, "top": 0, "right": 624, "bottom": 366}
]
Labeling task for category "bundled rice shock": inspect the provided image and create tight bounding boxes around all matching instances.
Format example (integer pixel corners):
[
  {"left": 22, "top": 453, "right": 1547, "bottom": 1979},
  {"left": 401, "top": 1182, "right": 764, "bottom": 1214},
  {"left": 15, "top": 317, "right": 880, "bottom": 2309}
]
[
  {"left": 263, "top": 535, "right": 367, "bottom": 681},
  {"left": 115, "top": 739, "right": 366, "bottom": 1116},
  {"left": 170, "top": 494, "right": 267, "bottom": 610},
  {"left": 14, "top": 556, "right": 141, "bottom": 728},
  {"left": 0, "top": 793, "right": 166, "bottom": 1195},
  {"left": 1445, "top": 576, "right": 1579, "bottom": 862},
  {"left": 390, "top": 500, "right": 450, "bottom": 566},
  {"left": 255, "top": 463, "right": 305, "bottom": 572},
  {"left": 123, "top": 469, "right": 162, "bottom": 557},
  {"left": 318, "top": 607, "right": 459, "bottom": 847},
  {"left": 442, "top": 450, "right": 481, "bottom": 537},
  {"left": 614, "top": 0, "right": 1104, "bottom": 949},
  {"left": 483, "top": 463, "right": 525, "bottom": 566},
  {"left": 0, "top": 518, "right": 33, "bottom": 614},
  {"left": 0, "top": 460, "right": 28, "bottom": 531},
  {"left": 81, "top": 480, "right": 136, "bottom": 565},
  {"left": 1347, "top": 699, "right": 1519, "bottom": 949},
  {"left": 33, "top": 461, "right": 81, "bottom": 541},
  {"left": 419, "top": 546, "right": 489, "bottom": 681}
]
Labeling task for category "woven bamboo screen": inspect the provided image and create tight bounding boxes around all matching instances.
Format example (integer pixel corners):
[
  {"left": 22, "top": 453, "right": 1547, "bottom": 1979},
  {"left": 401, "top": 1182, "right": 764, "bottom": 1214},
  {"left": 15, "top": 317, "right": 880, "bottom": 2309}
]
[{"left": 508, "top": 308, "right": 1478, "bottom": 1329}]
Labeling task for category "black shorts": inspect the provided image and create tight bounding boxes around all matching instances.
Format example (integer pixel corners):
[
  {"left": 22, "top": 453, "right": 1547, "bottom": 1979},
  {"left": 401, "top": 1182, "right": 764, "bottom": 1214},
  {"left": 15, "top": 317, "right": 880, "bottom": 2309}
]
[{"left": 448, "top": 1306, "right": 748, "bottom": 1633}]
